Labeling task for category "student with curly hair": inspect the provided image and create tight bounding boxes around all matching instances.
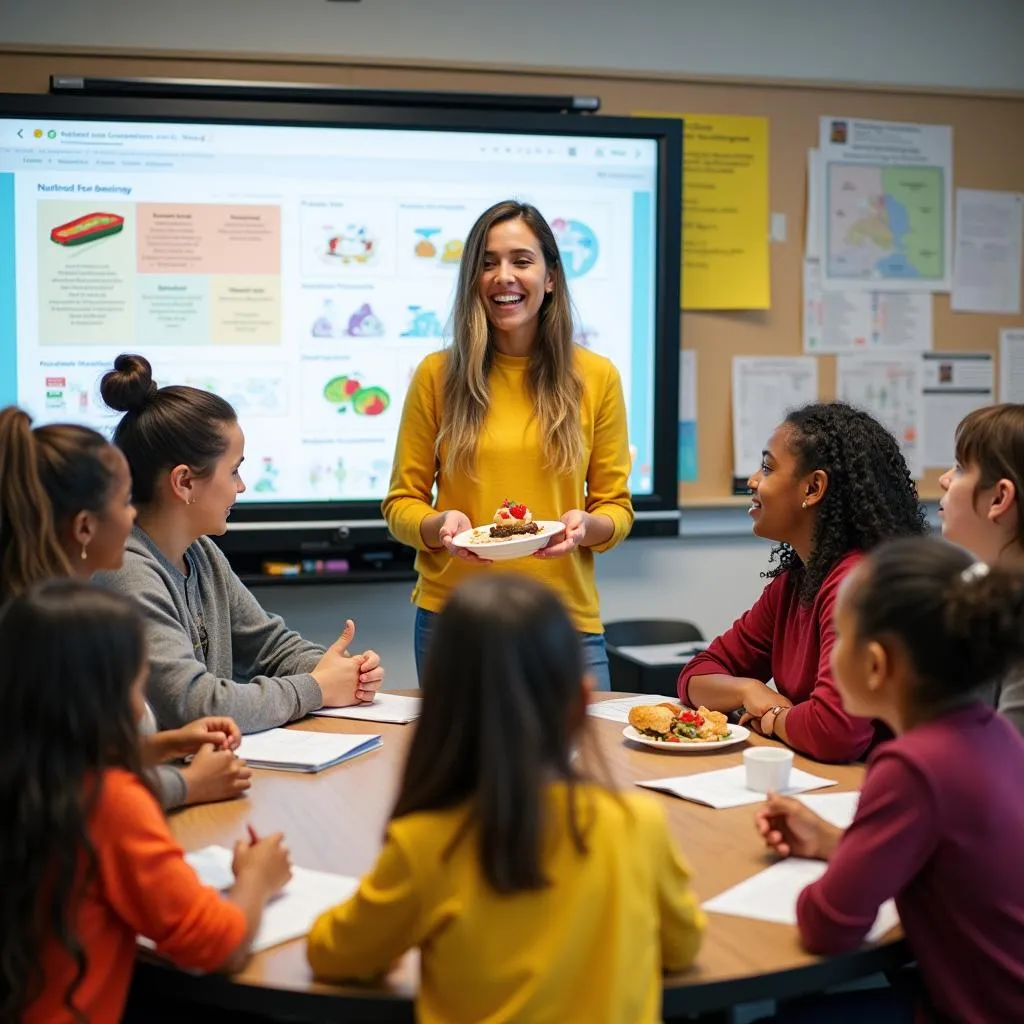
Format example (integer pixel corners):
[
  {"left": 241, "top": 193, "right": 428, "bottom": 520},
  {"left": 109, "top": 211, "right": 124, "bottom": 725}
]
[{"left": 679, "top": 403, "right": 928, "bottom": 762}]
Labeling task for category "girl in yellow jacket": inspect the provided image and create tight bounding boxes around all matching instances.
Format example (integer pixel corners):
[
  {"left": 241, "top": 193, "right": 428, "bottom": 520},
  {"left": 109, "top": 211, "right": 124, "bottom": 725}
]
[{"left": 307, "top": 574, "right": 704, "bottom": 1024}]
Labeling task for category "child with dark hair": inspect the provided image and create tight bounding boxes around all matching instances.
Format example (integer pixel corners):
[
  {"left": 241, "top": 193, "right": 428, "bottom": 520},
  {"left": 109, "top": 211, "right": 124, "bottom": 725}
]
[
  {"left": 939, "top": 402, "right": 1024, "bottom": 734},
  {"left": 0, "top": 580, "right": 291, "bottom": 1024},
  {"left": 0, "top": 405, "right": 250, "bottom": 809},
  {"left": 754, "top": 536, "right": 1024, "bottom": 1022},
  {"left": 679, "top": 402, "right": 928, "bottom": 762},
  {"left": 97, "top": 354, "right": 384, "bottom": 733},
  {"left": 307, "top": 574, "right": 704, "bottom": 1023}
]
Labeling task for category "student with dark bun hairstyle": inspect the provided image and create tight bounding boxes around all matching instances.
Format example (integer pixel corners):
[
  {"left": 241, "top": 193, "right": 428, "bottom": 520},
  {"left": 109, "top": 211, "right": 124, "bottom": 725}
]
[
  {"left": 0, "top": 405, "right": 250, "bottom": 810},
  {"left": 97, "top": 354, "right": 384, "bottom": 733},
  {"left": 679, "top": 402, "right": 928, "bottom": 763},
  {"left": 938, "top": 403, "right": 1024, "bottom": 734},
  {"left": 754, "top": 536, "right": 1024, "bottom": 1023}
]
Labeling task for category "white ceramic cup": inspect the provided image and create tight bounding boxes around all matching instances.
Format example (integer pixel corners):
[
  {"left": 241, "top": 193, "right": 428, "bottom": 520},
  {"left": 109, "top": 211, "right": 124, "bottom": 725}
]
[{"left": 744, "top": 747, "right": 794, "bottom": 794}]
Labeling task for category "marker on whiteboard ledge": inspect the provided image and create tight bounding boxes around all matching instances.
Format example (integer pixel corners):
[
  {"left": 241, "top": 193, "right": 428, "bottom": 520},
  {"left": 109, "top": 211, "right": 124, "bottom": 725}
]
[{"left": 262, "top": 560, "right": 301, "bottom": 576}]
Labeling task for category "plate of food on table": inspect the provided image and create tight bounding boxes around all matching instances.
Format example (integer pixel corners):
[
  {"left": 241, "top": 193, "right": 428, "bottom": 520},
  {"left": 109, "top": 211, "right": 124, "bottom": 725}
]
[{"left": 623, "top": 702, "right": 750, "bottom": 752}]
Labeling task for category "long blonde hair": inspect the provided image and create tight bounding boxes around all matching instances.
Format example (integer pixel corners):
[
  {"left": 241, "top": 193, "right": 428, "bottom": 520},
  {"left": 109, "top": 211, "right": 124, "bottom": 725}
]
[{"left": 438, "top": 201, "right": 584, "bottom": 478}]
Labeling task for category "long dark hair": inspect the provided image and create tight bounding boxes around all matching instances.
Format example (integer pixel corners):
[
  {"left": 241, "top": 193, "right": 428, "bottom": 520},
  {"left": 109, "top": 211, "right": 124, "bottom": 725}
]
[
  {"left": 0, "top": 581, "right": 149, "bottom": 1022},
  {"left": 439, "top": 200, "right": 583, "bottom": 479},
  {"left": 852, "top": 536, "right": 1024, "bottom": 709},
  {"left": 392, "top": 574, "right": 591, "bottom": 894},
  {"left": 100, "top": 353, "right": 236, "bottom": 505},
  {"left": 0, "top": 407, "right": 116, "bottom": 602},
  {"left": 766, "top": 402, "right": 928, "bottom": 603}
]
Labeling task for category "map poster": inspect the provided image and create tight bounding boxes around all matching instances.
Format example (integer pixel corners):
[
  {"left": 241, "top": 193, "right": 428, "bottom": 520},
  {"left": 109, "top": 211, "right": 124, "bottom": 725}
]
[{"left": 818, "top": 117, "right": 953, "bottom": 294}]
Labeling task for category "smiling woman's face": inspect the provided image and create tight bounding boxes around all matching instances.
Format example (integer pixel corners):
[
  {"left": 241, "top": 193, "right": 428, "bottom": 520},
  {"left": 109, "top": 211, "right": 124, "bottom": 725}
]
[{"left": 476, "top": 217, "right": 553, "bottom": 341}]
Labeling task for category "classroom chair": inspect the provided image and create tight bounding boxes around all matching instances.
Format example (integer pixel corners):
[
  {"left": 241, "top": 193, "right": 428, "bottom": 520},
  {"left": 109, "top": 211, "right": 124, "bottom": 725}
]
[{"left": 603, "top": 619, "right": 705, "bottom": 697}]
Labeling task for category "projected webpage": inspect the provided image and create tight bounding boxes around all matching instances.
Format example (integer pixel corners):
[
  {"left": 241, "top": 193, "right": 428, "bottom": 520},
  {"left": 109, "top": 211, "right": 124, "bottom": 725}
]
[{"left": 0, "top": 117, "right": 658, "bottom": 501}]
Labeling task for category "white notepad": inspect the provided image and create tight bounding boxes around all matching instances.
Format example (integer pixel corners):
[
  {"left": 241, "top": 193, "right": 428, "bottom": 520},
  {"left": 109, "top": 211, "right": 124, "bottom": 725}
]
[
  {"left": 797, "top": 790, "right": 860, "bottom": 829},
  {"left": 702, "top": 857, "right": 899, "bottom": 943},
  {"left": 186, "top": 845, "right": 359, "bottom": 952},
  {"left": 236, "top": 728, "right": 382, "bottom": 772},
  {"left": 636, "top": 764, "right": 837, "bottom": 809},
  {"left": 312, "top": 692, "right": 422, "bottom": 724},
  {"left": 587, "top": 694, "right": 668, "bottom": 724}
]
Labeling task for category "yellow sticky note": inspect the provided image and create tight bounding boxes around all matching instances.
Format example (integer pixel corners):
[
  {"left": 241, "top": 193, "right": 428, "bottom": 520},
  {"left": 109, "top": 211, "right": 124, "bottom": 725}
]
[{"left": 636, "top": 112, "right": 771, "bottom": 310}]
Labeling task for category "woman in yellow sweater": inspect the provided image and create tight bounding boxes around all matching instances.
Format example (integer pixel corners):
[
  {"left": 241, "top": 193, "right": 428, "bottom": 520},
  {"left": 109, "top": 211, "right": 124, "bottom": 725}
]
[
  {"left": 383, "top": 200, "right": 634, "bottom": 687},
  {"left": 307, "top": 574, "right": 704, "bottom": 1024}
]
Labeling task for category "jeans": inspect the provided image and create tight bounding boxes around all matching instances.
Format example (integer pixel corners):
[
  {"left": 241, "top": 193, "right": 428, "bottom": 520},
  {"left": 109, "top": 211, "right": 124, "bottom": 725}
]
[{"left": 414, "top": 606, "right": 611, "bottom": 691}]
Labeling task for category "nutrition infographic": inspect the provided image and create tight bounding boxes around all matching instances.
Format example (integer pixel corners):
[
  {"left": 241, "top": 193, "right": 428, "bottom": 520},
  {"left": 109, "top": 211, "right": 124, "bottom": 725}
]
[{"left": 11, "top": 140, "right": 645, "bottom": 502}]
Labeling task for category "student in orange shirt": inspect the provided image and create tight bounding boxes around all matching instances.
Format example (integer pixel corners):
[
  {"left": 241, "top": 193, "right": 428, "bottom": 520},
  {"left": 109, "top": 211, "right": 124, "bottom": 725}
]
[
  {"left": 0, "top": 579, "right": 291, "bottom": 1024},
  {"left": 0, "top": 405, "right": 250, "bottom": 808},
  {"left": 307, "top": 574, "right": 704, "bottom": 1024}
]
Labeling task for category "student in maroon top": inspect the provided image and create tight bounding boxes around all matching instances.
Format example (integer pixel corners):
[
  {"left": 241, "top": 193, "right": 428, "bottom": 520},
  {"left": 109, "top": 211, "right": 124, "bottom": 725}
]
[
  {"left": 755, "top": 536, "right": 1024, "bottom": 1024},
  {"left": 679, "top": 403, "right": 927, "bottom": 762}
]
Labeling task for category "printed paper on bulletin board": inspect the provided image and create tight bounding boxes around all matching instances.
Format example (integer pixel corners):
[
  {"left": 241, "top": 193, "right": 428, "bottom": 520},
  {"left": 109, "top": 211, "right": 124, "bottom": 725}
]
[{"left": 636, "top": 112, "right": 771, "bottom": 310}]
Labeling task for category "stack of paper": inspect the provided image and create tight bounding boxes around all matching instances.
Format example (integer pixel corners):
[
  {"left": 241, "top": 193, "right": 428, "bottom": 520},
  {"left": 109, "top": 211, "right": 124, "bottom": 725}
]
[
  {"left": 312, "top": 692, "right": 422, "bottom": 724},
  {"left": 797, "top": 790, "right": 860, "bottom": 829},
  {"left": 587, "top": 694, "right": 669, "bottom": 724},
  {"left": 702, "top": 857, "right": 899, "bottom": 942},
  {"left": 236, "top": 728, "right": 381, "bottom": 773},
  {"left": 636, "top": 765, "right": 837, "bottom": 809},
  {"left": 186, "top": 846, "right": 359, "bottom": 952}
]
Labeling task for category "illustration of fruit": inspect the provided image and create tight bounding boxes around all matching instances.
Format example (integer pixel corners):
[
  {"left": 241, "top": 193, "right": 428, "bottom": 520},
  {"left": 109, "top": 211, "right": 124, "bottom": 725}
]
[
  {"left": 440, "top": 239, "right": 463, "bottom": 264},
  {"left": 323, "top": 375, "right": 362, "bottom": 404},
  {"left": 325, "top": 224, "right": 375, "bottom": 263},
  {"left": 414, "top": 227, "right": 440, "bottom": 258},
  {"left": 352, "top": 386, "right": 390, "bottom": 416},
  {"left": 50, "top": 212, "right": 125, "bottom": 247}
]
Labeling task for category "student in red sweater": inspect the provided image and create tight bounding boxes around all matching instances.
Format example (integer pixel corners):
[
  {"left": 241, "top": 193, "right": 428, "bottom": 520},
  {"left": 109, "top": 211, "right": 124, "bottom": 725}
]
[
  {"left": 755, "top": 536, "right": 1024, "bottom": 1023},
  {"left": 0, "top": 580, "right": 292, "bottom": 1024},
  {"left": 679, "top": 403, "right": 927, "bottom": 762}
]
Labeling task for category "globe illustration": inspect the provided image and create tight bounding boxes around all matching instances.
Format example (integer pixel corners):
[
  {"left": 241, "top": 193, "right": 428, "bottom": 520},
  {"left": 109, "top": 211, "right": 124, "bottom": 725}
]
[{"left": 549, "top": 218, "right": 599, "bottom": 279}]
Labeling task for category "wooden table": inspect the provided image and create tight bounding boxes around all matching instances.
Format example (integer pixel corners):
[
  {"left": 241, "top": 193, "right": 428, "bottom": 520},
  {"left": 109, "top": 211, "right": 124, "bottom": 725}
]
[{"left": 136, "top": 693, "right": 908, "bottom": 1022}]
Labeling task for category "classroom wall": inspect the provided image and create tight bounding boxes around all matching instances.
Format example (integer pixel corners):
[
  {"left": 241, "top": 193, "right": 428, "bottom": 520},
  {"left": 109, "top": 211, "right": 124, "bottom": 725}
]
[
  {"left": 2, "top": 0, "right": 1024, "bottom": 92},
  {"left": 0, "top": 1, "right": 1003, "bottom": 679}
]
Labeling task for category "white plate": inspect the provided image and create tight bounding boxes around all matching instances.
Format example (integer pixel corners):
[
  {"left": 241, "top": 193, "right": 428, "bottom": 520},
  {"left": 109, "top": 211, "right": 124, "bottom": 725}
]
[
  {"left": 451, "top": 520, "right": 566, "bottom": 561},
  {"left": 622, "top": 724, "right": 750, "bottom": 752}
]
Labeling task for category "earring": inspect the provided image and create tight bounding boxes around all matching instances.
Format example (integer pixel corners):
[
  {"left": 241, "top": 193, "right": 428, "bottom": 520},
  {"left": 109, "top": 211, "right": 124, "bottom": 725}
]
[
  {"left": 80, "top": 543, "right": 88, "bottom": 561},
  {"left": 801, "top": 500, "right": 808, "bottom": 510}
]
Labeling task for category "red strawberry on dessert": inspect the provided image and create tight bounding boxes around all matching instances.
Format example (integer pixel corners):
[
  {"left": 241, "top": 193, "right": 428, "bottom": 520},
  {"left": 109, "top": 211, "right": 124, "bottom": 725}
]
[{"left": 489, "top": 499, "right": 541, "bottom": 538}]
